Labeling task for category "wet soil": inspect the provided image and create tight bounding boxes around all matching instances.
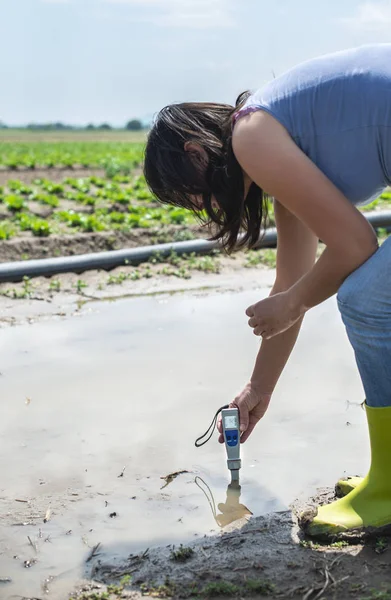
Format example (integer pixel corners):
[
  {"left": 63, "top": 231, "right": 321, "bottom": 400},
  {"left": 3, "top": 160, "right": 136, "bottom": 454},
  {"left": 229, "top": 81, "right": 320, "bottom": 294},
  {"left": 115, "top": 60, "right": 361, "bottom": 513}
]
[
  {"left": 0, "top": 284, "right": 373, "bottom": 599},
  {"left": 0, "top": 226, "right": 205, "bottom": 262},
  {"left": 80, "top": 499, "right": 391, "bottom": 600},
  {"left": 0, "top": 253, "right": 276, "bottom": 327}
]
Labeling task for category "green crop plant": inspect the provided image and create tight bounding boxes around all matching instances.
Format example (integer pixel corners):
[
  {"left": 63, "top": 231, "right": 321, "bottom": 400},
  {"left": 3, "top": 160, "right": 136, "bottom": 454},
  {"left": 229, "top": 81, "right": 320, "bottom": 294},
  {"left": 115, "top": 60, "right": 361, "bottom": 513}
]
[
  {"left": 168, "top": 208, "right": 187, "bottom": 224},
  {"left": 0, "top": 221, "right": 16, "bottom": 240},
  {"left": 7, "top": 180, "right": 33, "bottom": 195},
  {"left": 40, "top": 180, "right": 65, "bottom": 195},
  {"left": 108, "top": 211, "right": 126, "bottom": 223},
  {"left": 130, "top": 269, "right": 141, "bottom": 280},
  {"left": 104, "top": 182, "right": 121, "bottom": 194},
  {"left": 107, "top": 272, "right": 128, "bottom": 285},
  {"left": 112, "top": 174, "right": 131, "bottom": 184},
  {"left": 4, "top": 194, "right": 25, "bottom": 211},
  {"left": 127, "top": 214, "right": 141, "bottom": 228},
  {"left": 30, "top": 192, "right": 59, "bottom": 207},
  {"left": 49, "top": 279, "right": 61, "bottom": 292},
  {"left": 75, "top": 279, "right": 87, "bottom": 294},
  {"left": 82, "top": 196, "right": 96, "bottom": 206},
  {"left": 135, "top": 189, "right": 153, "bottom": 200},
  {"left": 30, "top": 219, "right": 51, "bottom": 237},
  {"left": 88, "top": 176, "right": 106, "bottom": 188},
  {"left": 64, "top": 191, "right": 92, "bottom": 203},
  {"left": 132, "top": 175, "right": 147, "bottom": 190},
  {"left": 109, "top": 192, "right": 129, "bottom": 204},
  {"left": 79, "top": 215, "right": 106, "bottom": 232},
  {"left": 64, "top": 177, "right": 91, "bottom": 193},
  {"left": 57, "top": 210, "right": 83, "bottom": 227},
  {"left": 18, "top": 213, "right": 51, "bottom": 236}
]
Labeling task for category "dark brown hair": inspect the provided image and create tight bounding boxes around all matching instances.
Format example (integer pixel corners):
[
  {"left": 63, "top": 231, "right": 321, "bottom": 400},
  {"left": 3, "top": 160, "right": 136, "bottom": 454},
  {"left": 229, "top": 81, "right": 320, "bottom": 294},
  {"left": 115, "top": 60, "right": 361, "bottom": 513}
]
[{"left": 143, "top": 92, "right": 268, "bottom": 251}]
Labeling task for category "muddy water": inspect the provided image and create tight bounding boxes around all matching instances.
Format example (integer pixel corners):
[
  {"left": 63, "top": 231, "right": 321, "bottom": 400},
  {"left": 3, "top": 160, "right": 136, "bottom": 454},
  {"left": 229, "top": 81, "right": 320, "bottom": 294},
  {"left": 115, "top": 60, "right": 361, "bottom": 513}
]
[{"left": 0, "top": 288, "right": 369, "bottom": 598}]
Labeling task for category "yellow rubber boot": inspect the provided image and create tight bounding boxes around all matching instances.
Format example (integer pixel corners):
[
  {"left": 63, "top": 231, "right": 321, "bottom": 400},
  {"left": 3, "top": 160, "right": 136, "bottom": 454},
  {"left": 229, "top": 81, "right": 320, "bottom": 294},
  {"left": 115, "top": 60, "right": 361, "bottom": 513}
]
[
  {"left": 335, "top": 476, "right": 363, "bottom": 498},
  {"left": 300, "top": 405, "right": 391, "bottom": 540}
]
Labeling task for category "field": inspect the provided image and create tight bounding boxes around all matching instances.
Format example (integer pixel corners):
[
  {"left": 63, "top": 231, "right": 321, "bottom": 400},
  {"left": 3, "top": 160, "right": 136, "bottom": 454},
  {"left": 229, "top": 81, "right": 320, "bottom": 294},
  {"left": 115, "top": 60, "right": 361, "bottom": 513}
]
[
  {"left": 3, "top": 133, "right": 391, "bottom": 600},
  {"left": 0, "top": 131, "right": 390, "bottom": 306},
  {"left": 0, "top": 131, "right": 206, "bottom": 263}
]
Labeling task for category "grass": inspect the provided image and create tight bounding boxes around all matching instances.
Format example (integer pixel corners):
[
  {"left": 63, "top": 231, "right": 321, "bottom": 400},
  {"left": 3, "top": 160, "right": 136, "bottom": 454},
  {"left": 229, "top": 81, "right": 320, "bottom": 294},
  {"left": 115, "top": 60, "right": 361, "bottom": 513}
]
[
  {"left": 245, "top": 248, "right": 277, "bottom": 269},
  {"left": 360, "top": 588, "right": 391, "bottom": 600},
  {"left": 199, "top": 579, "right": 274, "bottom": 597},
  {"left": 70, "top": 575, "right": 131, "bottom": 600},
  {"left": 375, "top": 537, "right": 388, "bottom": 554},
  {"left": 170, "top": 544, "right": 194, "bottom": 562}
]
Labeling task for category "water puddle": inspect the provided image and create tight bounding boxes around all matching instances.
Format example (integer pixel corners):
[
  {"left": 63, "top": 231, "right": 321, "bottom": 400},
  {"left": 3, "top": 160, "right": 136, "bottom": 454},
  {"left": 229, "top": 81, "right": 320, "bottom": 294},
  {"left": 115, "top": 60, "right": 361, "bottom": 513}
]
[{"left": 0, "top": 288, "right": 368, "bottom": 598}]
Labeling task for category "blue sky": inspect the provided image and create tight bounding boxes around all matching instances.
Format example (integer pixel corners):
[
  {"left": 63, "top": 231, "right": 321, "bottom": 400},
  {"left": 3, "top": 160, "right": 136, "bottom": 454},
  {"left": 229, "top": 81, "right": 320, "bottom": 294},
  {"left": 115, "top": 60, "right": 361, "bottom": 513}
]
[{"left": 1, "top": 0, "right": 391, "bottom": 126}]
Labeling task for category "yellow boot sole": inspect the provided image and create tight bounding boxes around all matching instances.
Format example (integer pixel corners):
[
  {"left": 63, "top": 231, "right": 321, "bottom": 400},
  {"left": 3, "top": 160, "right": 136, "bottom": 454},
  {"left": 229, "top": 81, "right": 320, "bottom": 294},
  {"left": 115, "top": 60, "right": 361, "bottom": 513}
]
[{"left": 335, "top": 476, "right": 363, "bottom": 498}]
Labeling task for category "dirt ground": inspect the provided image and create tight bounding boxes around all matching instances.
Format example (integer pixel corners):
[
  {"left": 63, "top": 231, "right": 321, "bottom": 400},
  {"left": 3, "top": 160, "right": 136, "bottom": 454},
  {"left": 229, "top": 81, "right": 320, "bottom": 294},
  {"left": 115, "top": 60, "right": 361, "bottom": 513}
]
[
  {"left": 0, "top": 168, "right": 109, "bottom": 186},
  {"left": 0, "top": 249, "right": 279, "bottom": 327},
  {"left": 0, "top": 225, "right": 207, "bottom": 262},
  {"left": 2, "top": 260, "right": 391, "bottom": 600},
  {"left": 1, "top": 161, "right": 390, "bottom": 599},
  {"left": 73, "top": 489, "right": 391, "bottom": 600}
]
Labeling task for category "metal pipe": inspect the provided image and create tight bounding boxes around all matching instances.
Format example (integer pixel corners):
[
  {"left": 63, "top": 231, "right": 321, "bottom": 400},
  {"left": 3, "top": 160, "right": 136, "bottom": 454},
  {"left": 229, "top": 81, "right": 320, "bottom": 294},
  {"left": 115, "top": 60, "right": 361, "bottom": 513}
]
[{"left": 0, "top": 210, "right": 390, "bottom": 283}]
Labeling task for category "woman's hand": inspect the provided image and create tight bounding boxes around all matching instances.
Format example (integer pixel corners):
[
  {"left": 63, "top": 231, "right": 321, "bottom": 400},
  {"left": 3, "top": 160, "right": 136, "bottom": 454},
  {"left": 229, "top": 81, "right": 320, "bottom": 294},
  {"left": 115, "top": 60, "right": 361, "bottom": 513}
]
[
  {"left": 217, "top": 383, "right": 271, "bottom": 443},
  {"left": 246, "top": 291, "right": 303, "bottom": 339}
]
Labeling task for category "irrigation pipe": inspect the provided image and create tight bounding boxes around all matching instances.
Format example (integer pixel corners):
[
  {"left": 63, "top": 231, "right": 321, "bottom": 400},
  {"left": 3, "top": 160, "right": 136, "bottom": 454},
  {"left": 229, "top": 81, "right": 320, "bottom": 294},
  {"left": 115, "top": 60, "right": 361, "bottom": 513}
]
[{"left": 0, "top": 210, "right": 390, "bottom": 283}]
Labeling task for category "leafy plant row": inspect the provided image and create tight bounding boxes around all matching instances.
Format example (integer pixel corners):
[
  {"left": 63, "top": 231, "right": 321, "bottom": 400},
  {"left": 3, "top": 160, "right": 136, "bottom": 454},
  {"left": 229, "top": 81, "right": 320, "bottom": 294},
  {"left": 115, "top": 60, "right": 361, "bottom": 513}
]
[{"left": 0, "top": 142, "right": 144, "bottom": 175}]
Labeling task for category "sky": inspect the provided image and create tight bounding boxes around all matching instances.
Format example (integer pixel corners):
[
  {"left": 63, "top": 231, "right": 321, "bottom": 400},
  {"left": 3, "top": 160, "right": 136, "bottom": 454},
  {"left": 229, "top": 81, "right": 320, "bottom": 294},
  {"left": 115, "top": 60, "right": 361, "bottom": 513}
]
[{"left": 1, "top": 0, "right": 391, "bottom": 126}]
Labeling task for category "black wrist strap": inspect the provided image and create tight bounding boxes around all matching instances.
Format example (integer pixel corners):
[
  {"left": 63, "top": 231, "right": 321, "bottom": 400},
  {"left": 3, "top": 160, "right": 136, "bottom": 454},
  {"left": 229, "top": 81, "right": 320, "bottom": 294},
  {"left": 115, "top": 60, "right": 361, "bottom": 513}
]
[{"left": 194, "top": 404, "right": 229, "bottom": 447}]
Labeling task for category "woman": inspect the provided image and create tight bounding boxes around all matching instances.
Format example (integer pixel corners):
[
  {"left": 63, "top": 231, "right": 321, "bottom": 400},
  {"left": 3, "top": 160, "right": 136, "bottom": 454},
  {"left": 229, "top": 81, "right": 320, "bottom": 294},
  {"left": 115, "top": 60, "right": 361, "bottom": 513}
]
[{"left": 144, "top": 44, "right": 391, "bottom": 539}]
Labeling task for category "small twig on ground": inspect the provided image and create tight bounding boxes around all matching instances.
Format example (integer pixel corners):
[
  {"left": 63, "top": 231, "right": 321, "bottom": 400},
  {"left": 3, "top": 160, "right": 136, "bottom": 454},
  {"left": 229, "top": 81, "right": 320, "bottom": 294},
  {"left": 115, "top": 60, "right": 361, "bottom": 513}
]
[
  {"left": 160, "top": 470, "right": 189, "bottom": 489},
  {"left": 27, "top": 535, "right": 38, "bottom": 553},
  {"left": 86, "top": 542, "right": 102, "bottom": 563},
  {"left": 301, "top": 556, "right": 344, "bottom": 600}
]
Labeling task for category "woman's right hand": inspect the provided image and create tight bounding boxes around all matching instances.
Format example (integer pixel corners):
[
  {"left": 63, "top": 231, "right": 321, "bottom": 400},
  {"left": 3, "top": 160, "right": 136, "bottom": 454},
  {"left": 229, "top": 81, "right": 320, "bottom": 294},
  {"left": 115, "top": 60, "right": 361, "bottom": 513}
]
[{"left": 217, "top": 383, "right": 271, "bottom": 443}]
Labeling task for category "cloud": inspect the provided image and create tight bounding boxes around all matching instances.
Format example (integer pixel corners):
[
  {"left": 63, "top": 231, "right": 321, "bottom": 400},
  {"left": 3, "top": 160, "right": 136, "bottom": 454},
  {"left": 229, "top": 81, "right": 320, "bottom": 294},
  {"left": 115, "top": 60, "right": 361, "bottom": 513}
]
[
  {"left": 340, "top": 1, "right": 391, "bottom": 30},
  {"left": 103, "top": 0, "right": 235, "bottom": 29}
]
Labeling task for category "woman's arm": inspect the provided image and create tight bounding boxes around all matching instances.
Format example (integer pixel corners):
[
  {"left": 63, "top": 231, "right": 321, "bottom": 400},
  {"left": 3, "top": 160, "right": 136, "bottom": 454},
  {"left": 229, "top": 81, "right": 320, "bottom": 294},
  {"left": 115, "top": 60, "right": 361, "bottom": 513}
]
[
  {"left": 219, "top": 202, "right": 318, "bottom": 443},
  {"left": 233, "top": 111, "right": 378, "bottom": 338},
  {"left": 249, "top": 201, "right": 318, "bottom": 394}
]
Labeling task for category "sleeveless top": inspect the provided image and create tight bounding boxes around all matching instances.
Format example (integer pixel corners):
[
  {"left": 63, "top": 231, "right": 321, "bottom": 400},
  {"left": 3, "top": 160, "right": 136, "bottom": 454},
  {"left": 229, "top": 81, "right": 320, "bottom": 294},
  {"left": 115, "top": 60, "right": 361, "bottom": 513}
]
[{"left": 233, "top": 44, "right": 391, "bottom": 205}]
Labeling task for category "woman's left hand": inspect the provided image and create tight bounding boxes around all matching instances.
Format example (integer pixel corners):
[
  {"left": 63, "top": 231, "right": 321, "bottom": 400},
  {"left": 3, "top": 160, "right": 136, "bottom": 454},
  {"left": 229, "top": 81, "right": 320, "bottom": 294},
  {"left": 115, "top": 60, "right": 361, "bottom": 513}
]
[{"left": 246, "top": 291, "right": 303, "bottom": 339}]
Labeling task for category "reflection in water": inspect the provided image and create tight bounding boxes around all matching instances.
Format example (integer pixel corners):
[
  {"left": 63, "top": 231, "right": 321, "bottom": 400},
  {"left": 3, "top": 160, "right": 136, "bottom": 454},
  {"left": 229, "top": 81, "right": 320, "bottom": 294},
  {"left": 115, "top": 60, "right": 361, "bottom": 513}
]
[{"left": 195, "top": 476, "right": 253, "bottom": 528}]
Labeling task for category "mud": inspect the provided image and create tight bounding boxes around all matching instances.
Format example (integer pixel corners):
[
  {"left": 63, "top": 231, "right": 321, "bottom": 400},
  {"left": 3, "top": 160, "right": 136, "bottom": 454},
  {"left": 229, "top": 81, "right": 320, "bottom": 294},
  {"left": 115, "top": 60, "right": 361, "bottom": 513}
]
[
  {"left": 0, "top": 225, "right": 206, "bottom": 262},
  {"left": 82, "top": 500, "right": 391, "bottom": 600},
  {"left": 0, "top": 280, "right": 374, "bottom": 599}
]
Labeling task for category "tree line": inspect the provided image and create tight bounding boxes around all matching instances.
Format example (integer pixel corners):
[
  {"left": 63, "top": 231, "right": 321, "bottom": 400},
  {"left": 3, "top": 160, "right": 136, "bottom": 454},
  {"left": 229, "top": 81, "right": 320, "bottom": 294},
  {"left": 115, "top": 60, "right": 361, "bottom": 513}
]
[{"left": 0, "top": 120, "right": 145, "bottom": 131}]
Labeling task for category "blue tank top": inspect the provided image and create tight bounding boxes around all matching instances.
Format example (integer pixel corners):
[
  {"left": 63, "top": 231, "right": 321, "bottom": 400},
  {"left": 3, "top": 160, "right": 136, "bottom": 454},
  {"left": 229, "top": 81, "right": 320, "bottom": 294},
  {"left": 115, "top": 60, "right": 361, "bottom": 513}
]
[{"left": 234, "top": 44, "right": 391, "bottom": 205}]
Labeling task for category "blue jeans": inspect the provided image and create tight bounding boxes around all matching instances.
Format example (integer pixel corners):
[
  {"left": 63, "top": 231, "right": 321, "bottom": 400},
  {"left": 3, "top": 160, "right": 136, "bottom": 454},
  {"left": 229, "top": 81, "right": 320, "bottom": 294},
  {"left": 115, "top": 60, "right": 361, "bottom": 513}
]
[{"left": 337, "top": 235, "right": 391, "bottom": 407}]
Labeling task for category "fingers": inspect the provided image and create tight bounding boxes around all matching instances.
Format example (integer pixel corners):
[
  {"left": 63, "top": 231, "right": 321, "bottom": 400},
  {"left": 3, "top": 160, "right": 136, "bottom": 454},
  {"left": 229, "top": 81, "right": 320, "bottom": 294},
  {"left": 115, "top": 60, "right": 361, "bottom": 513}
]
[
  {"left": 246, "top": 305, "right": 254, "bottom": 317},
  {"left": 216, "top": 415, "right": 224, "bottom": 444},
  {"left": 217, "top": 415, "right": 222, "bottom": 433},
  {"left": 240, "top": 422, "right": 257, "bottom": 443},
  {"left": 237, "top": 403, "right": 249, "bottom": 433}
]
